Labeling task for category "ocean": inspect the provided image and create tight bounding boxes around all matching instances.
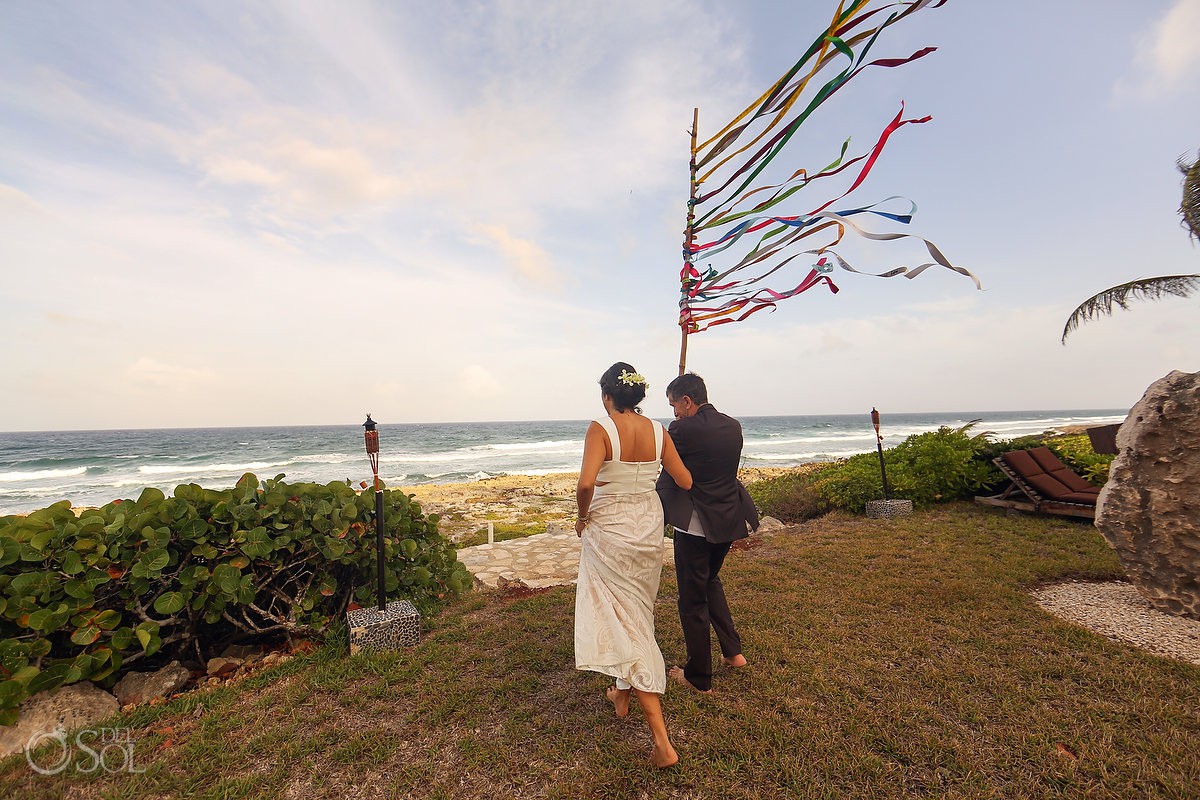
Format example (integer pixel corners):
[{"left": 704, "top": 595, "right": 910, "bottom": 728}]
[{"left": 0, "top": 410, "right": 1126, "bottom": 515}]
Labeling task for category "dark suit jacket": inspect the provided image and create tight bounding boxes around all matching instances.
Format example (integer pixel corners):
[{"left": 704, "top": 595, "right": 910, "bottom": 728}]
[{"left": 656, "top": 404, "right": 759, "bottom": 544}]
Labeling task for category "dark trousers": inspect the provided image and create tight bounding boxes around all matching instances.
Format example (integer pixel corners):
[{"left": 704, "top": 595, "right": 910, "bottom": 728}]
[{"left": 674, "top": 532, "right": 741, "bottom": 692}]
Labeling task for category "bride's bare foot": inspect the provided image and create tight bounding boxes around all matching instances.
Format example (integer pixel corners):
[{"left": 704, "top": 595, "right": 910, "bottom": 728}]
[
  {"left": 651, "top": 743, "right": 679, "bottom": 768},
  {"left": 722, "top": 653, "right": 748, "bottom": 668},
  {"left": 605, "top": 686, "right": 631, "bottom": 718},
  {"left": 668, "top": 665, "right": 712, "bottom": 694}
]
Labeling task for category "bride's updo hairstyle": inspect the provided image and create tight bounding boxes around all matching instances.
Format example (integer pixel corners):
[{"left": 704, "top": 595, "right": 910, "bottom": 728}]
[{"left": 599, "top": 361, "right": 648, "bottom": 413}]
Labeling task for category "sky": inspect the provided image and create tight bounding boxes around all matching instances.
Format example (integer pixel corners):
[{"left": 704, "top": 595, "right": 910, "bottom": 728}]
[{"left": 1, "top": 0, "right": 1198, "bottom": 431}]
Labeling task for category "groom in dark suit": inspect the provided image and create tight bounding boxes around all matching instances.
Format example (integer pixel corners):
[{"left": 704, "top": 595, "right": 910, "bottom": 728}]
[{"left": 656, "top": 373, "right": 759, "bottom": 692}]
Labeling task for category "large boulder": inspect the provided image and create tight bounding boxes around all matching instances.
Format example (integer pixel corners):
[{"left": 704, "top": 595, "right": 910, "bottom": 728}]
[
  {"left": 1096, "top": 370, "right": 1200, "bottom": 620},
  {"left": 0, "top": 682, "right": 119, "bottom": 758}
]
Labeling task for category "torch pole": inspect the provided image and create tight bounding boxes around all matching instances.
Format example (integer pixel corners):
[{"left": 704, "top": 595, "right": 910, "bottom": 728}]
[
  {"left": 363, "top": 415, "right": 386, "bottom": 612},
  {"left": 872, "top": 407, "right": 891, "bottom": 500},
  {"left": 374, "top": 475, "right": 385, "bottom": 611}
]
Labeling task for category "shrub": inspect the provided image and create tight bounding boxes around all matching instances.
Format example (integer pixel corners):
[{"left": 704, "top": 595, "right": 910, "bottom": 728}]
[
  {"left": 0, "top": 473, "right": 473, "bottom": 725},
  {"left": 812, "top": 425, "right": 1000, "bottom": 512},
  {"left": 746, "top": 468, "right": 832, "bottom": 522}
]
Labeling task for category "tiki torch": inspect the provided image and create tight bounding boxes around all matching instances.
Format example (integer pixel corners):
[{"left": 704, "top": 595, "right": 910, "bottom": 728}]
[
  {"left": 363, "top": 414, "right": 386, "bottom": 611},
  {"left": 871, "top": 407, "right": 891, "bottom": 501}
]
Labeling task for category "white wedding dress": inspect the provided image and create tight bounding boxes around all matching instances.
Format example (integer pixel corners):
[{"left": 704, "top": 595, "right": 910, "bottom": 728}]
[{"left": 574, "top": 416, "right": 668, "bottom": 694}]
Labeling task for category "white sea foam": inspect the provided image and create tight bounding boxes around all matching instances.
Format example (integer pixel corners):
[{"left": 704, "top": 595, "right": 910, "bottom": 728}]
[
  {"left": 0, "top": 467, "right": 88, "bottom": 482},
  {"left": 138, "top": 461, "right": 285, "bottom": 476},
  {"left": 744, "top": 450, "right": 862, "bottom": 462},
  {"left": 744, "top": 433, "right": 872, "bottom": 447},
  {"left": 468, "top": 439, "right": 579, "bottom": 453},
  {"left": 290, "top": 453, "right": 357, "bottom": 465}
]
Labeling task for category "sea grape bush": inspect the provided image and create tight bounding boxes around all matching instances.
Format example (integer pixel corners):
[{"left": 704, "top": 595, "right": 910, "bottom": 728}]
[
  {"left": 0, "top": 473, "right": 472, "bottom": 725},
  {"left": 749, "top": 426, "right": 1113, "bottom": 518},
  {"left": 808, "top": 425, "right": 1000, "bottom": 512},
  {"left": 746, "top": 468, "right": 831, "bottom": 522}
]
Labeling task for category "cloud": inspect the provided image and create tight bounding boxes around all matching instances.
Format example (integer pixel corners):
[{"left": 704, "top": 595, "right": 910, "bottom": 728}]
[
  {"left": 1116, "top": 0, "right": 1200, "bottom": 98},
  {"left": 0, "top": 183, "right": 43, "bottom": 215},
  {"left": 473, "top": 224, "right": 559, "bottom": 287},
  {"left": 458, "top": 364, "right": 502, "bottom": 399},
  {"left": 126, "top": 358, "right": 217, "bottom": 390}
]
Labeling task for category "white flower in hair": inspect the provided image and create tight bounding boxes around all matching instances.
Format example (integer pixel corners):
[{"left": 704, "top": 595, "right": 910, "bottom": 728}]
[{"left": 618, "top": 370, "right": 648, "bottom": 388}]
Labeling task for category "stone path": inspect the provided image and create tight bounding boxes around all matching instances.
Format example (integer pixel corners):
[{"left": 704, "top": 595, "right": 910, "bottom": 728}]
[
  {"left": 457, "top": 518, "right": 789, "bottom": 590},
  {"left": 457, "top": 525, "right": 675, "bottom": 589}
]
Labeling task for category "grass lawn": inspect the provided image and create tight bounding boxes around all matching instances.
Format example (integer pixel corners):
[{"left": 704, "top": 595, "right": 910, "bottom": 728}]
[{"left": 2, "top": 502, "right": 1197, "bottom": 799}]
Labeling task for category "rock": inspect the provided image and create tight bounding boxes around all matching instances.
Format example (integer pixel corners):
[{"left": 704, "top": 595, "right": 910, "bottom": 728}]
[
  {"left": 205, "top": 657, "right": 242, "bottom": 677},
  {"left": 757, "top": 516, "right": 788, "bottom": 533},
  {"left": 1096, "top": 370, "right": 1200, "bottom": 620},
  {"left": 219, "top": 644, "right": 260, "bottom": 660},
  {"left": 112, "top": 660, "right": 191, "bottom": 707},
  {"left": 496, "top": 574, "right": 530, "bottom": 591},
  {"left": 0, "top": 682, "right": 119, "bottom": 758}
]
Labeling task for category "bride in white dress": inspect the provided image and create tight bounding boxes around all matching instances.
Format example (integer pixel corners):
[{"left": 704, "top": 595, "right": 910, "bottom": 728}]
[{"left": 574, "top": 362, "right": 692, "bottom": 768}]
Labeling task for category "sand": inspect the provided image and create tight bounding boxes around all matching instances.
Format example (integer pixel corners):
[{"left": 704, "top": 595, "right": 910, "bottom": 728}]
[{"left": 401, "top": 467, "right": 796, "bottom": 542}]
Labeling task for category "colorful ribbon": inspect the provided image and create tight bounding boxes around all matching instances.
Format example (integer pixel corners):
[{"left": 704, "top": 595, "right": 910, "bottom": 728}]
[{"left": 680, "top": 0, "right": 976, "bottom": 335}]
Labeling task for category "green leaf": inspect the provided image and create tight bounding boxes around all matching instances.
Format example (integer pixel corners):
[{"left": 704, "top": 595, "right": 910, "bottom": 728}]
[
  {"left": 71, "top": 625, "right": 102, "bottom": 646},
  {"left": 60, "top": 550, "right": 84, "bottom": 575},
  {"left": 134, "top": 621, "right": 161, "bottom": 654},
  {"left": 83, "top": 568, "right": 111, "bottom": 590},
  {"left": 178, "top": 518, "right": 210, "bottom": 539},
  {"left": 109, "top": 627, "right": 133, "bottom": 651},
  {"left": 63, "top": 579, "right": 91, "bottom": 600},
  {"left": 137, "top": 486, "right": 166, "bottom": 506},
  {"left": 229, "top": 555, "right": 250, "bottom": 568},
  {"left": 213, "top": 564, "right": 241, "bottom": 594},
  {"left": 26, "top": 608, "right": 56, "bottom": 632},
  {"left": 29, "top": 529, "right": 54, "bottom": 552},
  {"left": 10, "top": 571, "right": 55, "bottom": 597},
  {"left": 0, "top": 679, "right": 28, "bottom": 708},
  {"left": 94, "top": 609, "right": 121, "bottom": 630},
  {"left": 153, "top": 591, "right": 186, "bottom": 615},
  {"left": 401, "top": 539, "right": 418, "bottom": 558},
  {"left": 27, "top": 662, "right": 71, "bottom": 695},
  {"left": 191, "top": 543, "right": 219, "bottom": 560},
  {"left": 143, "top": 548, "right": 170, "bottom": 572},
  {"left": 0, "top": 537, "right": 19, "bottom": 568}
]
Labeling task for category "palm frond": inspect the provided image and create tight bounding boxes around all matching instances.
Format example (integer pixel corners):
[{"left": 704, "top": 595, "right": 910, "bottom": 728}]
[
  {"left": 1181, "top": 151, "right": 1200, "bottom": 242},
  {"left": 1061, "top": 274, "right": 1200, "bottom": 343}
]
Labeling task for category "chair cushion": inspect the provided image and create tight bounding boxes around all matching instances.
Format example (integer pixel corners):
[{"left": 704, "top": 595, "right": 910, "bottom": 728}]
[
  {"left": 1028, "top": 447, "right": 1069, "bottom": 473},
  {"left": 1048, "top": 468, "right": 1095, "bottom": 493},
  {"left": 1059, "top": 490, "right": 1100, "bottom": 504},
  {"left": 1024, "top": 472, "right": 1074, "bottom": 500},
  {"left": 1002, "top": 450, "right": 1042, "bottom": 477}
]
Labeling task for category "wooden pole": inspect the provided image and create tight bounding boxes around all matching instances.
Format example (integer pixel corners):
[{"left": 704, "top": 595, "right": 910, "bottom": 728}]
[{"left": 679, "top": 106, "right": 699, "bottom": 376}]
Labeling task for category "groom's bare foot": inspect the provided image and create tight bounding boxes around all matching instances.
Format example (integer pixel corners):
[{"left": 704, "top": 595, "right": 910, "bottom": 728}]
[
  {"left": 668, "top": 665, "right": 712, "bottom": 694},
  {"left": 605, "top": 686, "right": 631, "bottom": 718},
  {"left": 651, "top": 743, "right": 679, "bottom": 768},
  {"left": 722, "top": 654, "right": 748, "bottom": 668}
]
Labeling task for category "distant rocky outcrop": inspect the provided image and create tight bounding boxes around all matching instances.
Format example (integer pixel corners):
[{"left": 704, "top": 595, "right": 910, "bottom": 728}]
[{"left": 1096, "top": 370, "right": 1200, "bottom": 620}]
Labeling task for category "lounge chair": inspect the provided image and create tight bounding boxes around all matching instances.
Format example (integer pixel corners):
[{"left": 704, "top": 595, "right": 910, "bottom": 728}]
[
  {"left": 974, "top": 447, "right": 1100, "bottom": 519},
  {"left": 1086, "top": 423, "right": 1120, "bottom": 455}
]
